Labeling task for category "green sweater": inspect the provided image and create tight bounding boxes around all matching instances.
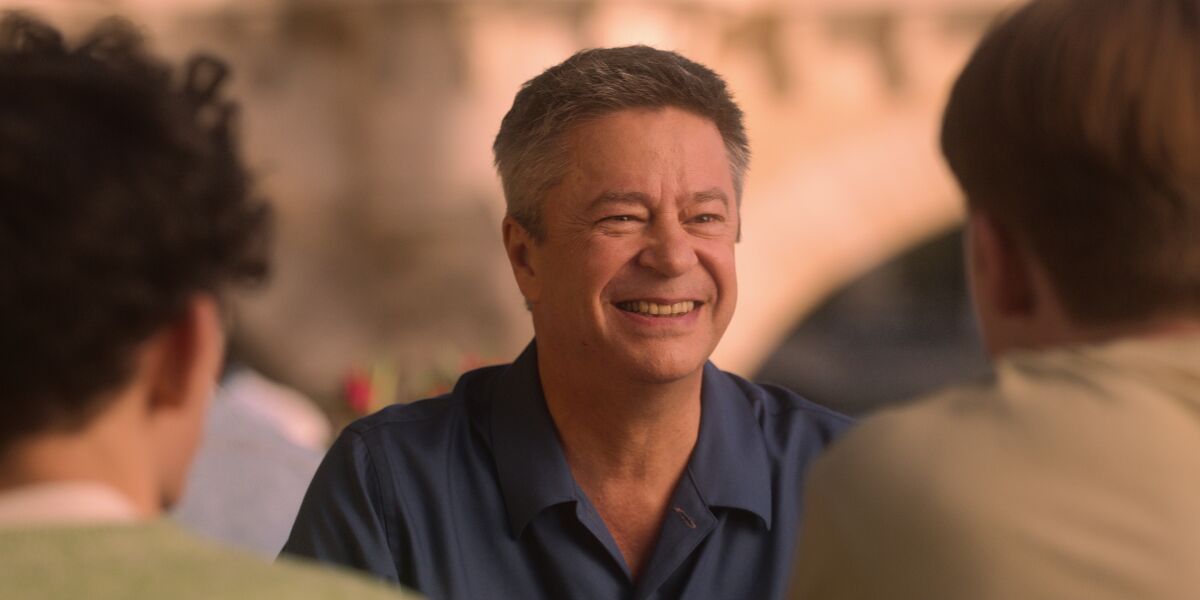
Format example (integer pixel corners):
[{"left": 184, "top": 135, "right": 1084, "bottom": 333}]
[{"left": 0, "top": 521, "right": 420, "bottom": 599}]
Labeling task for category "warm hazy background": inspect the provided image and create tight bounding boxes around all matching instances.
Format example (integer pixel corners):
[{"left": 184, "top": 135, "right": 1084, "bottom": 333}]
[{"left": 8, "top": 0, "right": 1013, "bottom": 420}]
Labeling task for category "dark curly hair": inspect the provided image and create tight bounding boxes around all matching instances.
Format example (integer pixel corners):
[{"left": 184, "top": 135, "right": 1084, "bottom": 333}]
[{"left": 0, "top": 13, "right": 271, "bottom": 450}]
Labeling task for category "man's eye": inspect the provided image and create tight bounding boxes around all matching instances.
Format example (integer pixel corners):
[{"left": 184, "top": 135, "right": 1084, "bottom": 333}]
[
  {"left": 604, "top": 215, "right": 638, "bottom": 223},
  {"left": 693, "top": 214, "right": 723, "bottom": 224}
]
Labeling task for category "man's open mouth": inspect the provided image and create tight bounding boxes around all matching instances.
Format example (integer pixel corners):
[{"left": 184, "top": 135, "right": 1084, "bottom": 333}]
[{"left": 615, "top": 300, "right": 697, "bottom": 317}]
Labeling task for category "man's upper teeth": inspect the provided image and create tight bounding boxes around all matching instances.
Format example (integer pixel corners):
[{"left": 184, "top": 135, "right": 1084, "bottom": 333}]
[{"left": 620, "top": 300, "right": 695, "bottom": 315}]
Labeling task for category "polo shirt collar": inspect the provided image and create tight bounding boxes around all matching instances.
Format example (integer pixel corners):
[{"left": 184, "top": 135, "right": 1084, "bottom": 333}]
[
  {"left": 691, "top": 362, "right": 773, "bottom": 529},
  {"left": 490, "top": 341, "right": 774, "bottom": 537},
  {"left": 491, "top": 342, "right": 579, "bottom": 538}
]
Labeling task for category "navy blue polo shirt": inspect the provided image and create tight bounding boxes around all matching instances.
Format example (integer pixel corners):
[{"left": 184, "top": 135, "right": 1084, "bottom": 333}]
[{"left": 282, "top": 342, "right": 852, "bottom": 600}]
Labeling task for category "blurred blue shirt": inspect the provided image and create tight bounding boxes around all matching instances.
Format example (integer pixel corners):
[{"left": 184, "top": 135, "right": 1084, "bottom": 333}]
[{"left": 282, "top": 341, "right": 851, "bottom": 600}]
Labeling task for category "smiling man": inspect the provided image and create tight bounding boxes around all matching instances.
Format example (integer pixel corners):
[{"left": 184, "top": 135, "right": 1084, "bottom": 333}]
[{"left": 283, "top": 46, "right": 852, "bottom": 600}]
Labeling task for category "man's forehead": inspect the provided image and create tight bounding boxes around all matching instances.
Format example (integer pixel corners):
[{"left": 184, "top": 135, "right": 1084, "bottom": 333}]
[{"left": 558, "top": 108, "right": 733, "bottom": 191}]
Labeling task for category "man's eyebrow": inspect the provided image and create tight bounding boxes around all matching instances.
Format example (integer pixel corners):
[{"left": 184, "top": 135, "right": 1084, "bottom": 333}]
[
  {"left": 585, "top": 188, "right": 730, "bottom": 210},
  {"left": 586, "top": 190, "right": 651, "bottom": 210},
  {"left": 692, "top": 188, "right": 731, "bottom": 206}
]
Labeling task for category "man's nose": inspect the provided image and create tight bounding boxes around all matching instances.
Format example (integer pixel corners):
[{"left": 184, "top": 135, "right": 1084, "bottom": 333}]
[{"left": 638, "top": 219, "right": 699, "bottom": 277}]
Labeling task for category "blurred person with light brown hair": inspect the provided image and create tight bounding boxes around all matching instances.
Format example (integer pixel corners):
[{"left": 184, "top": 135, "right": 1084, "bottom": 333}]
[
  {"left": 790, "top": 0, "right": 1200, "bottom": 598},
  {"left": 0, "top": 13, "right": 419, "bottom": 599}
]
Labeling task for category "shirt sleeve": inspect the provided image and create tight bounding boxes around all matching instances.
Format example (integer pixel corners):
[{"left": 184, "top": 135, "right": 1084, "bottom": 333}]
[
  {"left": 280, "top": 427, "right": 402, "bottom": 584},
  {"left": 787, "top": 414, "right": 978, "bottom": 600},
  {"left": 787, "top": 445, "right": 871, "bottom": 600}
]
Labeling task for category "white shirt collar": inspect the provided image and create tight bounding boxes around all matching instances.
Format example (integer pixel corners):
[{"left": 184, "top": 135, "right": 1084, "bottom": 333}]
[{"left": 0, "top": 481, "right": 139, "bottom": 527}]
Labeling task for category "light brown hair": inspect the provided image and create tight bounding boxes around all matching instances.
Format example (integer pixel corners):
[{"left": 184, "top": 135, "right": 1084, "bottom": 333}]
[{"left": 942, "top": 0, "right": 1200, "bottom": 324}]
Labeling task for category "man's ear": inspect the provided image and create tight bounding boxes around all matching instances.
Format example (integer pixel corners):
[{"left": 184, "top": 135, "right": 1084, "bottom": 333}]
[
  {"left": 143, "top": 294, "right": 224, "bottom": 508},
  {"left": 967, "top": 211, "right": 1035, "bottom": 319},
  {"left": 147, "top": 295, "right": 225, "bottom": 414},
  {"left": 503, "top": 216, "right": 541, "bottom": 305}
]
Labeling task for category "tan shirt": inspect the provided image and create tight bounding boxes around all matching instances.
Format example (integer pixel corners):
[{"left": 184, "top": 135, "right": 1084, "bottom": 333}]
[
  {"left": 0, "top": 482, "right": 423, "bottom": 599},
  {"left": 0, "top": 521, "right": 423, "bottom": 599},
  {"left": 791, "top": 334, "right": 1200, "bottom": 600}
]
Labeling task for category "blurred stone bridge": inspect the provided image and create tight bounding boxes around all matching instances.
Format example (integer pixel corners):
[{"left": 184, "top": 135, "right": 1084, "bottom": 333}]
[{"left": 10, "top": 0, "right": 1013, "bottom": 418}]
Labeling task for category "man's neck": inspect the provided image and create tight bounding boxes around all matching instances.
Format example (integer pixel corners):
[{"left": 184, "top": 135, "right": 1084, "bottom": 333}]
[
  {"left": 0, "top": 399, "right": 162, "bottom": 520},
  {"left": 994, "top": 314, "right": 1200, "bottom": 358},
  {"left": 537, "top": 353, "right": 702, "bottom": 485},
  {"left": 536, "top": 352, "right": 703, "bottom": 579}
]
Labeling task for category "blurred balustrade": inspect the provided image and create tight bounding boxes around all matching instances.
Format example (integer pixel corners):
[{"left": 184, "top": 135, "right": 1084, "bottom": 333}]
[{"left": 5, "top": 0, "right": 1015, "bottom": 419}]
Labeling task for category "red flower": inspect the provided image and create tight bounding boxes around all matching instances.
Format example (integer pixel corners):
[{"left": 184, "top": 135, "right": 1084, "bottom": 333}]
[{"left": 343, "top": 369, "right": 373, "bottom": 415}]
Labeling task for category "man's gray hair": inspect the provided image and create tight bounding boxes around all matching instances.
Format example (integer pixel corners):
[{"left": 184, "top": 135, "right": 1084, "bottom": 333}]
[{"left": 493, "top": 45, "right": 750, "bottom": 240}]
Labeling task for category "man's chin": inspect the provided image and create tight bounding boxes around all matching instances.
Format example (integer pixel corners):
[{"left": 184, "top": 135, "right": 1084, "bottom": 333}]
[{"left": 616, "top": 350, "right": 709, "bottom": 385}]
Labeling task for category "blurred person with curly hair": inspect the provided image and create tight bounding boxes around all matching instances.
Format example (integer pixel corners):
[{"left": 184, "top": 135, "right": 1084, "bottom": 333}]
[{"left": 0, "top": 13, "right": 419, "bottom": 599}]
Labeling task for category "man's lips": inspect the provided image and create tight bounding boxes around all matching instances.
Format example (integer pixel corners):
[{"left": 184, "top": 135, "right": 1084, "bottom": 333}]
[{"left": 614, "top": 300, "right": 701, "bottom": 317}]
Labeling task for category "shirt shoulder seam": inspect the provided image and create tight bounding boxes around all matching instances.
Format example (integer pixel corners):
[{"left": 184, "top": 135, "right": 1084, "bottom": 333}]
[
  {"left": 347, "top": 397, "right": 463, "bottom": 437},
  {"left": 348, "top": 428, "right": 404, "bottom": 580},
  {"left": 746, "top": 379, "right": 854, "bottom": 426}
]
